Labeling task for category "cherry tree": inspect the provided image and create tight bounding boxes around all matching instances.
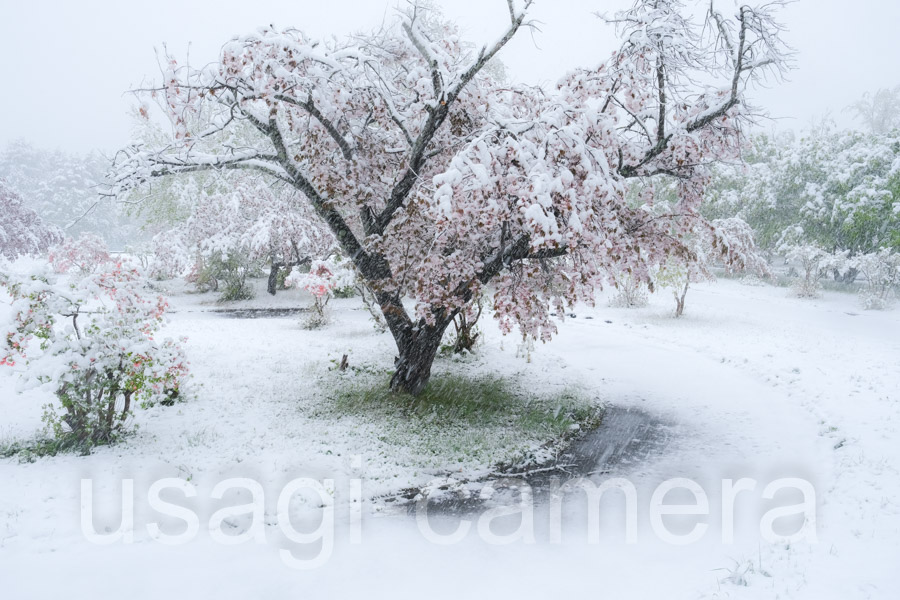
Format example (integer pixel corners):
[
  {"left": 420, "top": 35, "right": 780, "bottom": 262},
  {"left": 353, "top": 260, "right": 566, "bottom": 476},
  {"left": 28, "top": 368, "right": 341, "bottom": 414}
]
[
  {"left": 112, "top": 0, "right": 788, "bottom": 394},
  {"left": 0, "top": 180, "right": 63, "bottom": 261},
  {"left": 144, "top": 173, "right": 335, "bottom": 296}
]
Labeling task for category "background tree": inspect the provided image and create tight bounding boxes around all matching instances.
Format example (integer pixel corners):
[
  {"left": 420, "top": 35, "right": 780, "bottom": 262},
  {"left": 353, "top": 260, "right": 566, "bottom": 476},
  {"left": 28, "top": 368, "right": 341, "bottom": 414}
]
[
  {"left": 656, "top": 216, "right": 768, "bottom": 316},
  {"left": 141, "top": 172, "right": 335, "bottom": 299},
  {"left": 849, "top": 86, "right": 900, "bottom": 134},
  {"left": 703, "top": 124, "right": 900, "bottom": 274},
  {"left": 0, "top": 180, "right": 63, "bottom": 261},
  {"left": 112, "top": 0, "right": 789, "bottom": 394},
  {"left": 0, "top": 141, "right": 145, "bottom": 249}
]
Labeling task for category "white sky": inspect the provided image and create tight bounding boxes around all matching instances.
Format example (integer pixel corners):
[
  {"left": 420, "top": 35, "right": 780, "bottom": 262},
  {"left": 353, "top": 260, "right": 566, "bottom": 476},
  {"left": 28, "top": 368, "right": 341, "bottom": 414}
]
[{"left": 1, "top": 0, "right": 898, "bottom": 154}]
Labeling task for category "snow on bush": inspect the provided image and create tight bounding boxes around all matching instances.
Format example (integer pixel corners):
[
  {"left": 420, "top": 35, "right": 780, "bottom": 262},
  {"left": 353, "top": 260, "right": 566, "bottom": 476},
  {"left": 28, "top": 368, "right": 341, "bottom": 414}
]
[
  {"left": 781, "top": 243, "right": 849, "bottom": 298},
  {"left": 610, "top": 272, "right": 650, "bottom": 308},
  {"left": 0, "top": 262, "right": 189, "bottom": 453},
  {"left": 853, "top": 249, "right": 900, "bottom": 309},
  {"left": 286, "top": 257, "right": 355, "bottom": 328},
  {"left": 48, "top": 233, "right": 112, "bottom": 275}
]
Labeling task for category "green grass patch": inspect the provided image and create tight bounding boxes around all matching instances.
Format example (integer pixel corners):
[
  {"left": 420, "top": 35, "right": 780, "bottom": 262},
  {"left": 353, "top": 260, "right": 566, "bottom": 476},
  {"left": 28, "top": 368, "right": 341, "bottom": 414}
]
[
  {"left": 319, "top": 373, "right": 602, "bottom": 470},
  {"left": 0, "top": 435, "right": 79, "bottom": 462}
]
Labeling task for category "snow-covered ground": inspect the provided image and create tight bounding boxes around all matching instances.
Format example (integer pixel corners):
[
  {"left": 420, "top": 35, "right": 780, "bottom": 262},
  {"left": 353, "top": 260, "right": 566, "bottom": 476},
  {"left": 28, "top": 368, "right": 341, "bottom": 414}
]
[{"left": 1, "top": 277, "right": 897, "bottom": 599}]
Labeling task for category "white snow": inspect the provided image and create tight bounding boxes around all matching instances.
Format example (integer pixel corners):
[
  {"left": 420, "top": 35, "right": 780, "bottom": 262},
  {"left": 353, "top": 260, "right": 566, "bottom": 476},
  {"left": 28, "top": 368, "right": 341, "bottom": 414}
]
[{"left": 0, "top": 276, "right": 898, "bottom": 598}]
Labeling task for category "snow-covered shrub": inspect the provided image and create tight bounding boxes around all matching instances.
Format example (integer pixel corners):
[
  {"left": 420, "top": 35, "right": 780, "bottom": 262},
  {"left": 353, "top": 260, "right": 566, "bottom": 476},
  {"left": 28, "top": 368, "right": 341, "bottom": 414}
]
[
  {"left": 853, "top": 249, "right": 900, "bottom": 309},
  {"left": 201, "top": 251, "right": 256, "bottom": 301},
  {"left": 149, "top": 228, "right": 192, "bottom": 280},
  {"left": 286, "top": 257, "right": 355, "bottom": 328},
  {"left": 287, "top": 261, "right": 333, "bottom": 328},
  {"left": 610, "top": 272, "right": 649, "bottom": 308},
  {"left": 0, "top": 262, "right": 189, "bottom": 453},
  {"left": 49, "top": 233, "right": 111, "bottom": 275},
  {"left": 781, "top": 243, "right": 849, "bottom": 298}
]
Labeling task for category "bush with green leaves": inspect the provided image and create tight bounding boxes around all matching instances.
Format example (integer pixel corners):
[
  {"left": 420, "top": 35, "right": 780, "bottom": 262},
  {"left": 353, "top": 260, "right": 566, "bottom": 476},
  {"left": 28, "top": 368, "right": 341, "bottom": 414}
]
[
  {"left": 201, "top": 251, "right": 256, "bottom": 301},
  {"left": 1, "top": 262, "right": 189, "bottom": 453}
]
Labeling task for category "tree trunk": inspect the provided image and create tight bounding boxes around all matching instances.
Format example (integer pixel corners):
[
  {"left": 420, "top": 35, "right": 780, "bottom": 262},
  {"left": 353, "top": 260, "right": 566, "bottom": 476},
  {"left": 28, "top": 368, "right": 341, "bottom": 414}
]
[
  {"left": 372, "top": 290, "right": 455, "bottom": 395},
  {"left": 267, "top": 262, "right": 283, "bottom": 296},
  {"left": 389, "top": 322, "right": 450, "bottom": 396},
  {"left": 834, "top": 266, "right": 858, "bottom": 284},
  {"left": 674, "top": 280, "right": 689, "bottom": 317}
]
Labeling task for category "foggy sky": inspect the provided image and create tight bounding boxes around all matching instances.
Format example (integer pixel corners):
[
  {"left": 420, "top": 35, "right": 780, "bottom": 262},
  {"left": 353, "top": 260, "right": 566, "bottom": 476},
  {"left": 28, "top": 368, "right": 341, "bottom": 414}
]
[{"left": 1, "top": 0, "right": 898, "bottom": 154}]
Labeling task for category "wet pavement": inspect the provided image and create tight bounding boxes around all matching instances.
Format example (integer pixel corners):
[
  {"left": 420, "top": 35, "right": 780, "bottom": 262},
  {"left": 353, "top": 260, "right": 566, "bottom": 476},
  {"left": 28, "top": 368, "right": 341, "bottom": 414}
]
[
  {"left": 383, "top": 405, "right": 674, "bottom": 516},
  {"left": 198, "top": 307, "right": 309, "bottom": 319}
]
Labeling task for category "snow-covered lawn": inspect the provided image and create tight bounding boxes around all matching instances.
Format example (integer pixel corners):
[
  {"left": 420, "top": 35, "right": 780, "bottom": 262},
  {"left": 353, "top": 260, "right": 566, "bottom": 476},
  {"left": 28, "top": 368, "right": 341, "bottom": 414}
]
[{"left": 1, "top": 278, "right": 897, "bottom": 598}]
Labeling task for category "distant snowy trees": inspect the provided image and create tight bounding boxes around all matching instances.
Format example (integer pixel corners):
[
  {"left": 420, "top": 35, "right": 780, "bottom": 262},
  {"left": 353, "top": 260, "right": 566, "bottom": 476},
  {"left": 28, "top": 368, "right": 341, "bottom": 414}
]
[
  {"left": 0, "top": 180, "right": 63, "bottom": 261},
  {"left": 704, "top": 125, "right": 900, "bottom": 257},
  {"left": 0, "top": 141, "right": 144, "bottom": 249},
  {"left": 135, "top": 172, "right": 336, "bottom": 299},
  {"left": 111, "top": 0, "right": 789, "bottom": 393},
  {"left": 854, "top": 249, "right": 900, "bottom": 309},
  {"left": 702, "top": 118, "right": 900, "bottom": 306}
]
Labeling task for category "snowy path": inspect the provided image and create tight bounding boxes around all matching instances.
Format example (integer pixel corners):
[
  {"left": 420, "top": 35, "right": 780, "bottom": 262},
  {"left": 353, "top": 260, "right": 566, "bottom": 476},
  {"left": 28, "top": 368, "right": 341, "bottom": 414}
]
[{"left": 534, "top": 280, "right": 899, "bottom": 598}]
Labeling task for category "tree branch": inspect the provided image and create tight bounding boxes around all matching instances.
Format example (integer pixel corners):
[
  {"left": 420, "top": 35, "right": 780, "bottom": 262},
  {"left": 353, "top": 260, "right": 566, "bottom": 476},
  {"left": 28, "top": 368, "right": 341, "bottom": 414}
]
[
  {"left": 263, "top": 113, "right": 390, "bottom": 281},
  {"left": 373, "top": 1, "right": 532, "bottom": 236},
  {"left": 275, "top": 93, "right": 354, "bottom": 160}
]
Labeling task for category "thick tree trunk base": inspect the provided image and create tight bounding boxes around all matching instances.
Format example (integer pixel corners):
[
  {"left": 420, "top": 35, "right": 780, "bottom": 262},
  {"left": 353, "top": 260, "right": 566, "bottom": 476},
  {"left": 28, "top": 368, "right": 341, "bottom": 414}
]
[{"left": 388, "top": 326, "right": 447, "bottom": 396}]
